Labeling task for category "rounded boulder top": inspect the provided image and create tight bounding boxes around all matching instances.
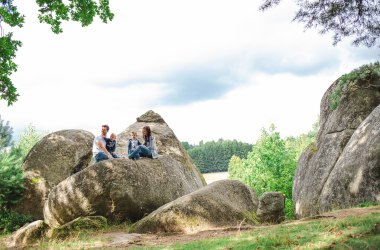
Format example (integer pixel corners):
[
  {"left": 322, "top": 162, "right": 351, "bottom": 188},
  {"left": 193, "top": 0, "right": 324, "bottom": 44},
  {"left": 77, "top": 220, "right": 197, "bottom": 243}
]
[{"left": 136, "top": 110, "right": 166, "bottom": 123}]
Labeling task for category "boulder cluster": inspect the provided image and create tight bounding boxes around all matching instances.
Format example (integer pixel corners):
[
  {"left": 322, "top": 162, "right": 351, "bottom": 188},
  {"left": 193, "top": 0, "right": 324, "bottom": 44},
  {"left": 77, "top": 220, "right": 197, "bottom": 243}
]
[
  {"left": 294, "top": 77, "right": 380, "bottom": 218},
  {"left": 6, "top": 111, "right": 284, "bottom": 248}
]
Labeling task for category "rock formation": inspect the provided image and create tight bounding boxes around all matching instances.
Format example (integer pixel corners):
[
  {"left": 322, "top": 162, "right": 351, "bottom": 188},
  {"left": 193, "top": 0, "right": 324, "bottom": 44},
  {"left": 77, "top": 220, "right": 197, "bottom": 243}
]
[
  {"left": 5, "top": 220, "right": 49, "bottom": 248},
  {"left": 12, "top": 130, "right": 94, "bottom": 219},
  {"left": 44, "top": 156, "right": 205, "bottom": 228},
  {"left": 293, "top": 77, "right": 380, "bottom": 218},
  {"left": 320, "top": 105, "right": 380, "bottom": 211},
  {"left": 257, "top": 192, "right": 285, "bottom": 224},
  {"left": 115, "top": 110, "right": 206, "bottom": 187},
  {"left": 133, "top": 180, "right": 259, "bottom": 234}
]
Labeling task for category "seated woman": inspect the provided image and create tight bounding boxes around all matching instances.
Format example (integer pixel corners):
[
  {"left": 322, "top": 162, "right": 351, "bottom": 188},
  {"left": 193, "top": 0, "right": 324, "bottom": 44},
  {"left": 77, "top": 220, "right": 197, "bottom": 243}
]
[{"left": 128, "top": 126, "right": 158, "bottom": 159}]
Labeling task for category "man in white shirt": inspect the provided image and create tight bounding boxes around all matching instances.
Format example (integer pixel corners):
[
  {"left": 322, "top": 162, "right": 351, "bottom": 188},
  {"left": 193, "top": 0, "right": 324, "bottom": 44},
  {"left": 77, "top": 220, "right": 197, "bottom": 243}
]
[{"left": 93, "top": 124, "right": 113, "bottom": 162}]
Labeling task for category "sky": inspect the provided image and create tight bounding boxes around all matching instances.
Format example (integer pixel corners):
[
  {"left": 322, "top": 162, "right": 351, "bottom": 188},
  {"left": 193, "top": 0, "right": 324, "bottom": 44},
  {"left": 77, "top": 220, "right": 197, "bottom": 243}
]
[{"left": 1, "top": 0, "right": 379, "bottom": 144}]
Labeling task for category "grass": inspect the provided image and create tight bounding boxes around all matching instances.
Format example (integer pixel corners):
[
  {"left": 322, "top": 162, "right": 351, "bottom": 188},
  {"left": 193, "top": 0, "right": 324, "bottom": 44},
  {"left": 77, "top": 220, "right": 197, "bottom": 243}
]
[
  {"left": 1, "top": 208, "right": 379, "bottom": 249},
  {"left": 130, "top": 212, "right": 380, "bottom": 250}
]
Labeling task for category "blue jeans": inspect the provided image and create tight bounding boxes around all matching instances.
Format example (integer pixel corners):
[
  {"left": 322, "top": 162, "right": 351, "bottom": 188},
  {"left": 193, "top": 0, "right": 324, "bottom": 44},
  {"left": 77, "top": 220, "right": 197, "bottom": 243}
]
[
  {"left": 111, "top": 153, "right": 120, "bottom": 158},
  {"left": 129, "top": 145, "right": 152, "bottom": 159},
  {"left": 95, "top": 152, "right": 109, "bottom": 162}
]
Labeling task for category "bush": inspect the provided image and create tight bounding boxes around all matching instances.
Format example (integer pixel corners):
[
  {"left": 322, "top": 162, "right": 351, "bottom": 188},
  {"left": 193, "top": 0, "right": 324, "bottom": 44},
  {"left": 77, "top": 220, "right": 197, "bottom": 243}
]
[
  {"left": 228, "top": 119, "right": 319, "bottom": 220},
  {"left": 0, "top": 210, "right": 32, "bottom": 234},
  {"left": 229, "top": 125, "right": 297, "bottom": 219},
  {"left": 329, "top": 61, "right": 380, "bottom": 110},
  {"left": 0, "top": 125, "right": 42, "bottom": 210},
  {"left": 0, "top": 151, "right": 25, "bottom": 209}
]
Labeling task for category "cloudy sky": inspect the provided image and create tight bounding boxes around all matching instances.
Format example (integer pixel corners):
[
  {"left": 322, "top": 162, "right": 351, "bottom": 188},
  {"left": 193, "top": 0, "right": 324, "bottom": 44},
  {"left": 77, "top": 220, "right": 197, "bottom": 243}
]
[{"left": 1, "top": 0, "right": 378, "bottom": 144}]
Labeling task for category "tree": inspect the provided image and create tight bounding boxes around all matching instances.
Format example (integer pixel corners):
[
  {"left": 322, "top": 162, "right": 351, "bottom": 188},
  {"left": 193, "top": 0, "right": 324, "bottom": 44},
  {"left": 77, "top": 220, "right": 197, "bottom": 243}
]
[
  {"left": 185, "top": 139, "right": 253, "bottom": 173},
  {"left": 0, "top": 0, "right": 114, "bottom": 106},
  {"left": 260, "top": 0, "right": 380, "bottom": 47},
  {"left": 0, "top": 115, "right": 13, "bottom": 149},
  {"left": 229, "top": 125, "right": 297, "bottom": 218},
  {"left": 0, "top": 123, "right": 42, "bottom": 210}
]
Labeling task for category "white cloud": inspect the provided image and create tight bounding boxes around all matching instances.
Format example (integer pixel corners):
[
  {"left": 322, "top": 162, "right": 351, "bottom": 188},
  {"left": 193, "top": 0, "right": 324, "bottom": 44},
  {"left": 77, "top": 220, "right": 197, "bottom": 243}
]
[{"left": 1, "top": 0, "right": 378, "bottom": 144}]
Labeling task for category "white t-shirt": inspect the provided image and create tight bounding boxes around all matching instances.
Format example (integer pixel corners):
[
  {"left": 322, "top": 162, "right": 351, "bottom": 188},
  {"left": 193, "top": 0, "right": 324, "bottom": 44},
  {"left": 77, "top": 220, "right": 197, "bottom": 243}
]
[
  {"left": 92, "top": 135, "right": 106, "bottom": 155},
  {"left": 131, "top": 139, "right": 139, "bottom": 150}
]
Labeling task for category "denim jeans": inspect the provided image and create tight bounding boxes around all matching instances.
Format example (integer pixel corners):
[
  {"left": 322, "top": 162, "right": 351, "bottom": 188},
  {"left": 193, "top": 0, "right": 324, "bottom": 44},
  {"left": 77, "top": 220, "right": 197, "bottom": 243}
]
[
  {"left": 95, "top": 152, "right": 109, "bottom": 162},
  {"left": 111, "top": 153, "right": 120, "bottom": 158},
  {"left": 129, "top": 145, "right": 152, "bottom": 159}
]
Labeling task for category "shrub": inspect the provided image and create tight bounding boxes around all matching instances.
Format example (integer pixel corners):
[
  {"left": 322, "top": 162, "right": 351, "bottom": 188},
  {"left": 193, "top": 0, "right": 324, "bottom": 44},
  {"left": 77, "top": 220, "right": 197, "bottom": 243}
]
[
  {"left": 329, "top": 61, "right": 380, "bottom": 110},
  {"left": 0, "top": 210, "right": 32, "bottom": 234}
]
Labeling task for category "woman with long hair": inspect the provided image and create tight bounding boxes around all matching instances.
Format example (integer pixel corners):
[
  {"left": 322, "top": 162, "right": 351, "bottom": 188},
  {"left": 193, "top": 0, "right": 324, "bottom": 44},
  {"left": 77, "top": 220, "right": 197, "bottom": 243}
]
[{"left": 128, "top": 126, "right": 158, "bottom": 159}]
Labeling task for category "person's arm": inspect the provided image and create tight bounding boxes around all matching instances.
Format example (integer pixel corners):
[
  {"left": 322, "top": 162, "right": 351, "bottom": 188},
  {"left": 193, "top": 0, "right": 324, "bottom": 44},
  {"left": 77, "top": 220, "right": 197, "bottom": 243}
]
[
  {"left": 97, "top": 140, "right": 113, "bottom": 159},
  {"left": 150, "top": 136, "right": 158, "bottom": 159}
]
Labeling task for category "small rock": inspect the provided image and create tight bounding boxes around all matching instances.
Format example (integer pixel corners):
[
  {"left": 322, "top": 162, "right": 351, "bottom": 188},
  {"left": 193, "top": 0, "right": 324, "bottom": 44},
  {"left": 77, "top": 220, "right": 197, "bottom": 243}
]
[
  {"left": 5, "top": 220, "right": 49, "bottom": 248},
  {"left": 257, "top": 192, "right": 285, "bottom": 224}
]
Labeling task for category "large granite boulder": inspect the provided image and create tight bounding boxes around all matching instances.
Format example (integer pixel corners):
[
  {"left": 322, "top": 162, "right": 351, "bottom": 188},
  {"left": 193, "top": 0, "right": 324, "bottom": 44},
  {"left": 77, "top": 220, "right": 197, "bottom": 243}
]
[
  {"left": 132, "top": 180, "right": 259, "bottom": 234},
  {"left": 320, "top": 105, "right": 380, "bottom": 211},
  {"left": 12, "top": 130, "right": 94, "bottom": 220},
  {"left": 5, "top": 220, "right": 49, "bottom": 248},
  {"left": 115, "top": 110, "right": 206, "bottom": 186},
  {"left": 294, "top": 76, "right": 380, "bottom": 218},
  {"left": 44, "top": 156, "right": 205, "bottom": 228}
]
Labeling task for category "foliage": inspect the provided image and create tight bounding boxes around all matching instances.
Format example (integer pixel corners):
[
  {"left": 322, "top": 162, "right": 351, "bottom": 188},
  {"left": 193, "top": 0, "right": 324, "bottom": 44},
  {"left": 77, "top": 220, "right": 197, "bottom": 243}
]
[
  {"left": 228, "top": 121, "right": 319, "bottom": 219},
  {"left": 0, "top": 33, "right": 22, "bottom": 106},
  {"left": 0, "top": 0, "right": 114, "bottom": 106},
  {"left": 284, "top": 117, "right": 319, "bottom": 160},
  {"left": 0, "top": 114, "right": 13, "bottom": 149},
  {"left": 0, "top": 150, "right": 25, "bottom": 209},
  {"left": 329, "top": 61, "right": 380, "bottom": 110},
  {"left": 12, "top": 123, "right": 44, "bottom": 158},
  {"left": 0, "top": 122, "right": 42, "bottom": 212},
  {"left": 260, "top": 0, "right": 380, "bottom": 47},
  {"left": 184, "top": 139, "right": 252, "bottom": 173},
  {"left": 181, "top": 141, "right": 194, "bottom": 151},
  {"left": 0, "top": 210, "right": 32, "bottom": 234}
]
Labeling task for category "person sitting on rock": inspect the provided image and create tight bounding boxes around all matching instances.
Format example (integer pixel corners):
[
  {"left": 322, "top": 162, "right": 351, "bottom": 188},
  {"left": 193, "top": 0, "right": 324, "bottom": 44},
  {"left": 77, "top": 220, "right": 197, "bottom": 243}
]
[
  {"left": 105, "top": 133, "right": 120, "bottom": 158},
  {"left": 128, "top": 126, "right": 158, "bottom": 159},
  {"left": 93, "top": 124, "right": 113, "bottom": 162},
  {"left": 128, "top": 131, "right": 142, "bottom": 160}
]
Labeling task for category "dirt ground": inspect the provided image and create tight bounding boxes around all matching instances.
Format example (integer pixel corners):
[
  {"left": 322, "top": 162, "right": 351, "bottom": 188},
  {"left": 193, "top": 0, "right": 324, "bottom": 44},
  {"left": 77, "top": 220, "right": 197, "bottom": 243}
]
[{"left": 94, "top": 206, "right": 380, "bottom": 249}]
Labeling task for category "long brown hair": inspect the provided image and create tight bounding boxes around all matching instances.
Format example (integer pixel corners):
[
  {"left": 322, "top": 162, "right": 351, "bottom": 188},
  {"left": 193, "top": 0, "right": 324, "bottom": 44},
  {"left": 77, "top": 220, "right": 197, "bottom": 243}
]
[{"left": 143, "top": 126, "right": 152, "bottom": 141}]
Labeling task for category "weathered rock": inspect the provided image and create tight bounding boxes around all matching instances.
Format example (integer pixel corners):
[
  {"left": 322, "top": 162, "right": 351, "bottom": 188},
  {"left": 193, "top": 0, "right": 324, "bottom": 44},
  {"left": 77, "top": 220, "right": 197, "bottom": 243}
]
[
  {"left": 257, "top": 192, "right": 285, "bottom": 224},
  {"left": 115, "top": 110, "right": 206, "bottom": 187},
  {"left": 132, "top": 180, "right": 259, "bottom": 234},
  {"left": 49, "top": 216, "right": 107, "bottom": 239},
  {"left": 320, "top": 104, "right": 380, "bottom": 211},
  {"left": 294, "top": 77, "right": 380, "bottom": 218},
  {"left": 12, "top": 130, "right": 94, "bottom": 220},
  {"left": 44, "top": 156, "right": 205, "bottom": 228},
  {"left": 5, "top": 220, "right": 49, "bottom": 248}
]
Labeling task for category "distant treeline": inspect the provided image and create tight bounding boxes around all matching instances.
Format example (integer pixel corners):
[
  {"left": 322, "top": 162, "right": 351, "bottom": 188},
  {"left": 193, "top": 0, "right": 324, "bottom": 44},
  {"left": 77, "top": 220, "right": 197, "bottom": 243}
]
[{"left": 181, "top": 139, "right": 252, "bottom": 173}]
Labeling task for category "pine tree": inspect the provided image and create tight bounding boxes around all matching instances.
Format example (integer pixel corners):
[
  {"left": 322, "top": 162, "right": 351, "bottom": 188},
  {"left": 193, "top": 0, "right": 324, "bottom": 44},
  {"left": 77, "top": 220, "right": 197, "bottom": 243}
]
[{"left": 0, "top": 115, "right": 13, "bottom": 150}]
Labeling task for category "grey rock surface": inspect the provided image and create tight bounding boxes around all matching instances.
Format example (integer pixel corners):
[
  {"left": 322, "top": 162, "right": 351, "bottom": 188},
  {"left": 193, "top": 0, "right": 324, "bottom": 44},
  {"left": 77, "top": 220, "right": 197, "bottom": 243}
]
[
  {"left": 13, "top": 130, "right": 94, "bottom": 219},
  {"left": 257, "top": 192, "right": 285, "bottom": 224},
  {"left": 115, "top": 110, "right": 206, "bottom": 187},
  {"left": 44, "top": 156, "right": 205, "bottom": 228},
  {"left": 320, "top": 105, "right": 380, "bottom": 211},
  {"left": 293, "top": 78, "right": 380, "bottom": 218},
  {"left": 133, "top": 180, "right": 259, "bottom": 234},
  {"left": 5, "top": 220, "right": 49, "bottom": 248}
]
